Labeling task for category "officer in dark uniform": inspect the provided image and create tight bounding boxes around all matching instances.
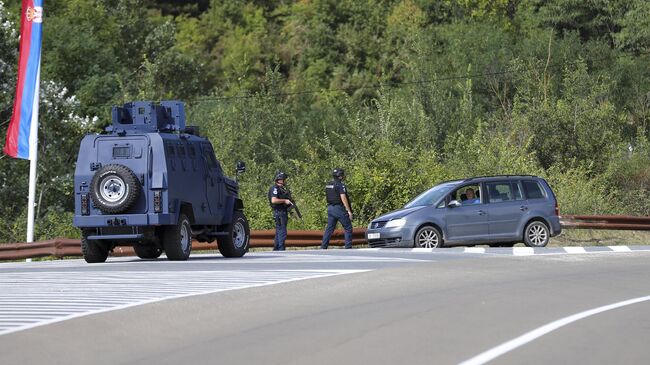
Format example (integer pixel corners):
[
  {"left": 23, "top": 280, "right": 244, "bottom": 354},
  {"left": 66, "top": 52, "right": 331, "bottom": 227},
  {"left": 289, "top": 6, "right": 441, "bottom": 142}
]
[
  {"left": 268, "top": 172, "right": 292, "bottom": 251},
  {"left": 321, "top": 168, "right": 353, "bottom": 249}
]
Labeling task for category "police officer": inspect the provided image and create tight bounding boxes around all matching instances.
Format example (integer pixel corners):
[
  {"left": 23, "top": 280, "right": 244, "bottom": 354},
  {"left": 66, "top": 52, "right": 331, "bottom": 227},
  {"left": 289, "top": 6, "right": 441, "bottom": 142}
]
[
  {"left": 268, "top": 172, "right": 292, "bottom": 251},
  {"left": 321, "top": 168, "right": 353, "bottom": 249}
]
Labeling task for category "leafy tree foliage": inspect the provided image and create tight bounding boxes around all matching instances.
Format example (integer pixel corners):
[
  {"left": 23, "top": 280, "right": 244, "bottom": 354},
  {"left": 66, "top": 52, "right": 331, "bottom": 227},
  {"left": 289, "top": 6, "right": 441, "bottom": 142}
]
[{"left": 1, "top": 0, "right": 650, "bottom": 241}]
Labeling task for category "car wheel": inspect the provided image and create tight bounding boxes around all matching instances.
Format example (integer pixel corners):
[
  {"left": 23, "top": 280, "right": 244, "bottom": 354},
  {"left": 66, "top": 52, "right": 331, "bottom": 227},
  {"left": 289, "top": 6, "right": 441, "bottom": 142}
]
[
  {"left": 523, "top": 221, "right": 550, "bottom": 247},
  {"left": 81, "top": 230, "right": 109, "bottom": 263},
  {"left": 217, "top": 211, "right": 250, "bottom": 258},
  {"left": 162, "top": 214, "right": 192, "bottom": 260},
  {"left": 133, "top": 244, "right": 163, "bottom": 259},
  {"left": 414, "top": 226, "right": 443, "bottom": 248},
  {"left": 90, "top": 164, "right": 141, "bottom": 214}
]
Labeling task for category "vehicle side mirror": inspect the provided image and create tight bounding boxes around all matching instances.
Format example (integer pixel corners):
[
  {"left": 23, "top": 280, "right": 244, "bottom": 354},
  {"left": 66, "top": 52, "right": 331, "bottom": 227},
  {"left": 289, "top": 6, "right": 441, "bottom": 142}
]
[
  {"left": 448, "top": 200, "right": 461, "bottom": 208},
  {"left": 235, "top": 161, "right": 246, "bottom": 174}
]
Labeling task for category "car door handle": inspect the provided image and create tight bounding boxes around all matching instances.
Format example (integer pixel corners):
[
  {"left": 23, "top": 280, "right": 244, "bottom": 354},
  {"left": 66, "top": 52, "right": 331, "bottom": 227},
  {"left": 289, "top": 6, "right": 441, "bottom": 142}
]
[
  {"left": 520, "top": 206, "right": 528, "bottom": 211},
  {"left": 477, "top": 210, "right": 486, "bottom": 215}
]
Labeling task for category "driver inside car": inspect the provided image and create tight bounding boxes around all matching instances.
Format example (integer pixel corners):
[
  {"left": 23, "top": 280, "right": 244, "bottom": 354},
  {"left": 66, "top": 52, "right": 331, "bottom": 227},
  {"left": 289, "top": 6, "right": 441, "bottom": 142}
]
[{"left": 463, "top": 188, "right": 480, "bottom": 205}]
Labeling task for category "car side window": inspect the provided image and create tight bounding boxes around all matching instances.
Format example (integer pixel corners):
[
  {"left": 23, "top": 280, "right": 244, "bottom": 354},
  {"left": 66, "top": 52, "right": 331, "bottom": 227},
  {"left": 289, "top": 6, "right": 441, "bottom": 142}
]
[
  {"left": 451, "top": 184, "right": 481, "bottom": 205},
  {"left": 523, "top": 180, "right": 546, "bottom": 199},
  {"left": 486, "top": 182, "right": 513, "bottom": 203},
  {"left": 511, "top": 181, "right": 524, "bottom": 200}
]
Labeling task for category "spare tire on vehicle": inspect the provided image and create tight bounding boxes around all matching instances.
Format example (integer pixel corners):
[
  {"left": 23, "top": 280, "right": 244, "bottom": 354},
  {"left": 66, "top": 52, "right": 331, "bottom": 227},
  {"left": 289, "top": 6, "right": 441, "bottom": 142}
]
[{"left": 90, "top": 164, "right": 141, "bottom": 214}]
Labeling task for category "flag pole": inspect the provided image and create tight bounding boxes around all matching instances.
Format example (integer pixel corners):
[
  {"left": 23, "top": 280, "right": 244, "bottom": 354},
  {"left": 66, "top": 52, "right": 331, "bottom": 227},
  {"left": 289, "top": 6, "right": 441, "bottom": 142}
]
[{"left": 26, "top": 63, "right": 40, "bottom": 243}]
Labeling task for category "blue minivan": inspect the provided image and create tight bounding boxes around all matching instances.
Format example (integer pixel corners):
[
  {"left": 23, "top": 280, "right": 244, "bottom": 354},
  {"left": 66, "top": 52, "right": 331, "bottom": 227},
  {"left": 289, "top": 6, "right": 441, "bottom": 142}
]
[{"left": 366, "top": 176, "right": 561, "bottom": 248}]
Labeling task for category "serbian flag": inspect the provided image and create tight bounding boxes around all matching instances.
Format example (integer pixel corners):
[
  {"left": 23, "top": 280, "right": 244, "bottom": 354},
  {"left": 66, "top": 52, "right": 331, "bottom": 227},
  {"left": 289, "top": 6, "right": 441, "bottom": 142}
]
[{"left": 3, "top": 0, "right": 43, "bottom": 160}]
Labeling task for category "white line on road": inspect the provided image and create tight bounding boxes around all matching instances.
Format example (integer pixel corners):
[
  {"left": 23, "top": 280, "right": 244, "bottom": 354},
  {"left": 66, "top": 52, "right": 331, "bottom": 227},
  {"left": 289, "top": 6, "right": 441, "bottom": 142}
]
[
  {"left": 458, "top": 294, "right": 650, "bottom": 365},
  {"left": 512, "top": 247, "right": 534, "bottom": 256},
  {"left": 0, "top": 269, "right": 368, "bottom": 337},
  {"left": 464, "top": 247, "right": 486, "bottom": 254},
  {"left": 563, "top": 246, "right": 587, "bottom": 254},
  {"left": 608, "top": 245, "right": 631, "bottom": 252}
]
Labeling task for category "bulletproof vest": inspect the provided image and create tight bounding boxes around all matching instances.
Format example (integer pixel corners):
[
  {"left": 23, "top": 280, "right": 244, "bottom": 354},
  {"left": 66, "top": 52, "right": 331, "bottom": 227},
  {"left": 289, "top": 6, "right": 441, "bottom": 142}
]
[
  {"left": 269, "top": 184, "right": 289, "bottom": 209},
  {"left": 325, "top": 180, "right": 343, "bottom": 205}
]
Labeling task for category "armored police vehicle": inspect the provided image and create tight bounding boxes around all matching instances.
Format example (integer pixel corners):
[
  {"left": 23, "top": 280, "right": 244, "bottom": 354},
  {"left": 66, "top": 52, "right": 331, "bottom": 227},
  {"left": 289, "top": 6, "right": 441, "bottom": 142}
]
[{"left": 73, "top": 100, "right": 249, "bottom": 263}]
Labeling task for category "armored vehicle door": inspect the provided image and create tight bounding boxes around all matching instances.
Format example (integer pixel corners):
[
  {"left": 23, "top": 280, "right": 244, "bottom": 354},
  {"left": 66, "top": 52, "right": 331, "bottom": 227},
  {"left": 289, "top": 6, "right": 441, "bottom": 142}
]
[{"left": 201, "top": 143, "right": 225, "bottom": 223}]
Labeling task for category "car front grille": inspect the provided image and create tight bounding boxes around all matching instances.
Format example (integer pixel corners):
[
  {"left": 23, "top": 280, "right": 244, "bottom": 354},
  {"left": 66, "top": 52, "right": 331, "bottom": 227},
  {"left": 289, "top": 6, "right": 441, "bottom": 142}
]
[
  {"left": 368, "top": 238, "right": 403, "bottom": 248},
  {"left": 370, "top": 221, "right": 387, "bottom": 229}
]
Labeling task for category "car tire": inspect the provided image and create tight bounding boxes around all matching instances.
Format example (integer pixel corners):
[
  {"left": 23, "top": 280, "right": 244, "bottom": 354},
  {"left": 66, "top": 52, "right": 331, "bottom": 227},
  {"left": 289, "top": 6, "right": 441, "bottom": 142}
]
[
  {"left": 90, "top": 164, "right": 141, "bottom": 214},
  {"left": 523, "top": 221, "right": 550, "bottom": 247},
  {"left": 81, "top": 230, "right": 109, "bottom": 263},
  {"left": 162, "top": 214, "right": 192, "bottom": 260},
  {"left": 217, "top": 211, "right": 250, "bottom": 258},
  {"left": 414, "top": 225, "right": 443, "bottom": 248},
  {"left": 133, "top": 244, "right": 163, "bottom": 259}
]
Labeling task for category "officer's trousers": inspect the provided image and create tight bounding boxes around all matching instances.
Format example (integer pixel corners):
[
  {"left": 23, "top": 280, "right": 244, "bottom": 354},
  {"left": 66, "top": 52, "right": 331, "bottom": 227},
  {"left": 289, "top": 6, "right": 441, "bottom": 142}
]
[
  {"left": 273, "top": 209, "right": 288, "bottom": 251},
  {"left": 321, "top": 205, "right": 353, "bottom": 249}
]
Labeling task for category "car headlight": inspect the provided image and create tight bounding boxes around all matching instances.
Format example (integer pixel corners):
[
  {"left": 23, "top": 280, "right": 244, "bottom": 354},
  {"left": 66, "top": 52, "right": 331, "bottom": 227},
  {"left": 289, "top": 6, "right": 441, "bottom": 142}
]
[{"left": 385, "top": 218, "right": 406, "bottom": 228}]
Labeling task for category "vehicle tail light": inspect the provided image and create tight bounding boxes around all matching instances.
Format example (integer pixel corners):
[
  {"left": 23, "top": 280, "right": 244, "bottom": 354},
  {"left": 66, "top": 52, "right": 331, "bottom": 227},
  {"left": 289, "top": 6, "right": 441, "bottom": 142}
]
[
  {"left": 555, "top": 202, "right": 560, "bottom": 216},
  {"left": 154, "top": 191, "right": 163, "bottom": 213},
  {"left": 81, "top": 194, "right": 90, "bottom": 215}
]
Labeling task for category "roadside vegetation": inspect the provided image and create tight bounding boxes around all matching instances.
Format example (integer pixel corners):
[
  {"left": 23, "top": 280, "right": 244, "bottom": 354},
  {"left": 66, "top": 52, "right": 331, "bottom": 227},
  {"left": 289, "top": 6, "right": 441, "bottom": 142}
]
[{"left": 1, "top": 0, "right": 650, "bottom": 242}]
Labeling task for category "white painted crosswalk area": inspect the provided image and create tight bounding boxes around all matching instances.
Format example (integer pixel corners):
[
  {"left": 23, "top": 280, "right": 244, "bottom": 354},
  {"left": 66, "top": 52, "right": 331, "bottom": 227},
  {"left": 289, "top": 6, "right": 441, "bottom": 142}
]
[{"left": 0, "top": 269, "right": 366, "bottom": 336}]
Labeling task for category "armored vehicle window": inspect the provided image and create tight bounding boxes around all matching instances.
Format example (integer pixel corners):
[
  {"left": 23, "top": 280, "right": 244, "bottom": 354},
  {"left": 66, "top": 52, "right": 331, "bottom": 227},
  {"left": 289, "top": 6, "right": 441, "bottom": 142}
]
[
  {"left": 177, "top": 145, "right": 186, "bottom": 158},
  {"left": 202, "top": 145, "right": 219, "bottom": 169},
  {"left": 188, "top": 145, "right": 196, "bottom": 159},
  {"left": 166, "top": 143, "right": 175, "bottom": 156},
  {"left": 113, "top": 146, "right": 130, "bottom": 158}
]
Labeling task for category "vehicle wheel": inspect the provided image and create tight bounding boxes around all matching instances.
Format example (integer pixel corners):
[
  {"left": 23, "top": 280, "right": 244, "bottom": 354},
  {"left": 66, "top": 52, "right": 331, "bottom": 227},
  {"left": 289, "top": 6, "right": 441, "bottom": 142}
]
[
  {"left": 133, "top": 244, "right": 162, "bottom": 259},
  {"left": 217, "top": 211, "right": 250, "bottom": 257},
  {"left": 90, "top": 164, "right": 141, "bottom": 214},
  {"left": 162, "top": 214, "right": 192, "bottom": 260},
  {"left": 523, "top": 221, "right": 550, "bottom": 247},
  {"left": 414, "top": 226, "right": 443, "bottom": 248},
  {"left": 81, "top": 230, "right": 109, "bottom": 263}
]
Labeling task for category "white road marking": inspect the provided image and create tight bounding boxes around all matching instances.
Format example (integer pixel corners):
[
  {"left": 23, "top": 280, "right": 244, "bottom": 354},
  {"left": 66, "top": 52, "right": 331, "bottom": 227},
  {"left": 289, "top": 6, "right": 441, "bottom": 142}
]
[
  {"left": 609, "top": 245, "right": 631, "bottom": 252},
  {"left": 458, "top": 294, "right": 650, "bottom": 365},
  {"left": 464, "top": 247, "right": 486, "bottom": 254},
  {"left": 563, "top": 247, "right": 586, "bottom": 254},
  {"left": 411, "top": 248, "right": 433, "bottom": 253},
  {"left": 0, "top": 269, "right": 368, "bottom": 336},
  {"left": 512, "top": 247, "right": 534, "bottom": 256}
]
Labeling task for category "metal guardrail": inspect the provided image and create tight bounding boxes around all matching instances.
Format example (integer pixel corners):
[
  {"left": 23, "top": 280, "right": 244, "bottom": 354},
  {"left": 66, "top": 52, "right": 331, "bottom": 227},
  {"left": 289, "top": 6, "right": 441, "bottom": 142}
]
[
  {"left": 560, "top": 215, "right": 650, "bottom": 230},
  {"left": 0, "top": 228, "right": 367, "bottom": 261},
  {"left": 2, "top": 216, "right": 650, "bottom": 260}
]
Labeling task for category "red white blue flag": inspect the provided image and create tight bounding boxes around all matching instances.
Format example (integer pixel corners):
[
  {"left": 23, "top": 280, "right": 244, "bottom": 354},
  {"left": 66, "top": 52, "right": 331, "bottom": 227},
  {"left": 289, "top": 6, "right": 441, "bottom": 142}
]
[{"left": 3, "top": 0, "right": 43, "bottom": 160}]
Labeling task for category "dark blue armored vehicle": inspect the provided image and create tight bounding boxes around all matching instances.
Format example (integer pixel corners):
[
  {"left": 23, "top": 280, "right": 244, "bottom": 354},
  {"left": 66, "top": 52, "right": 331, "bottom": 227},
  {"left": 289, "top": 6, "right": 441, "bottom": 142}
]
[{"left": 73, "top": 101, "right": 249, "bottom": 263}]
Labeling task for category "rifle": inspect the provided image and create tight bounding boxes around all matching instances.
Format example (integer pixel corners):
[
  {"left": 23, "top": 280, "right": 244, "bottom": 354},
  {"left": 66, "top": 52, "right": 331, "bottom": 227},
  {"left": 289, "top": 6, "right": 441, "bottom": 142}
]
[{"left": 283, "top": 186, "right": 304, "bottom": 224}]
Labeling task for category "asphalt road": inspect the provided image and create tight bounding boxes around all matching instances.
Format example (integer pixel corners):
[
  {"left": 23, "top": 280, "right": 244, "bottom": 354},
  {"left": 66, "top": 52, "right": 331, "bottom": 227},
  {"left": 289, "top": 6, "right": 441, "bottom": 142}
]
[{"left": 1, "top": 247, "right": 649, "bottom": 365}]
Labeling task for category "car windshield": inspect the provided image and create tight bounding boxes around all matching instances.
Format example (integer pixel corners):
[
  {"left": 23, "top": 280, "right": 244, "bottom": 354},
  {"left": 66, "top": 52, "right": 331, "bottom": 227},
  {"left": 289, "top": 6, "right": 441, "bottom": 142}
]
[{"left": 404, "top": 182, "right": 458, "bottom": 208}]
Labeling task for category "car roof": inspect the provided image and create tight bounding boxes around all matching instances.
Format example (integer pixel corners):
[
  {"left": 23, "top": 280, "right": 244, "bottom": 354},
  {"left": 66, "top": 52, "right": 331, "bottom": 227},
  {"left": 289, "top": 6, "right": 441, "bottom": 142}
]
[
  {"left": 463, "top": 175, "right": 541, "bottom": 182},
  {"left": 438, "top": 175, "right": 542, "bottom": 185}
]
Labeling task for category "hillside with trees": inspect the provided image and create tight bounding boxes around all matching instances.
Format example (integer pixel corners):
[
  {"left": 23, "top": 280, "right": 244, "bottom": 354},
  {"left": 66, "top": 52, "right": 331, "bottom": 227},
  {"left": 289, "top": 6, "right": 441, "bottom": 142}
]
[{"left": 1, "top": 0, "right": 650, "bottom": 242}]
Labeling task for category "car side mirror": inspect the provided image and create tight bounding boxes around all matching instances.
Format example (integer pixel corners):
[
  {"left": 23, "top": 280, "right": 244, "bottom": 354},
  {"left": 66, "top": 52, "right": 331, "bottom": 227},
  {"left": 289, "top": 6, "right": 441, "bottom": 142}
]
[
  {"left": 235, "top": 161, "right": 246, "bottom": 174},
  {"left": 448, "top": 200, "right": 461, "bottom": 208}
]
